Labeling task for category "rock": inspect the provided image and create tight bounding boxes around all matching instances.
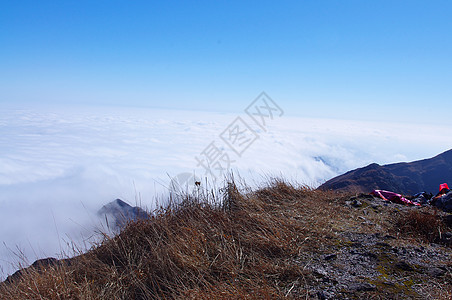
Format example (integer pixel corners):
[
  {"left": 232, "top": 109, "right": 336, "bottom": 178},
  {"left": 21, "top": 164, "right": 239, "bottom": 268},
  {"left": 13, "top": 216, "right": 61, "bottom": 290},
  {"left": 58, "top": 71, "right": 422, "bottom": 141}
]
[
  {"left": 313, "top": 268, "right": 328, "bottom": 277},
  {"left": 395, "top": 261, "right": 414, "bottom": 271},
  {"left": 412, "top": 193, "right": 431, "bottom": 205},
  {"left": 316, "top": 290, "right": 327, "bottom": 299},
  {"left": 352, "top": 199, "right": 362, "bottom": 207},
  {"left": 443, "top": 231, "right": 452, "bottom": 239},
  {"left": 323, "top": 253, "right": 337, "bottom": 261},
  {"left": 427, "top": 267, "right": 446, "bottom": 277},
  {"left": 348, "top": 282, "right": 376, "bottom": 291}
]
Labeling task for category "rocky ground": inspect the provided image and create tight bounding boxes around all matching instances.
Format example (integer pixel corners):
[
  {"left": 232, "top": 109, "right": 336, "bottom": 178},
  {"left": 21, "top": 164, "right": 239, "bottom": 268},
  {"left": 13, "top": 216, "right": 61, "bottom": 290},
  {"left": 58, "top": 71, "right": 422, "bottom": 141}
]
[{"left": 299, "top": 195, "right": 452, "bottom": 299}]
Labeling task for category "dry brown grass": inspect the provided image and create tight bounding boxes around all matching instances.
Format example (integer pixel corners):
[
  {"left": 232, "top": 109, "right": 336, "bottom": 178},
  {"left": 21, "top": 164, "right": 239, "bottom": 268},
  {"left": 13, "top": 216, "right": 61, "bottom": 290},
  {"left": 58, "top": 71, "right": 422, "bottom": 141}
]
[
  {"left": 395, "top": 207, "right": 450, "bottom": 245},
  {"left": 1, "top": 179, "right": 343, "bottom": 299},
  {"left": 1, "top": 179, "right": 450, "bottom": 299}
]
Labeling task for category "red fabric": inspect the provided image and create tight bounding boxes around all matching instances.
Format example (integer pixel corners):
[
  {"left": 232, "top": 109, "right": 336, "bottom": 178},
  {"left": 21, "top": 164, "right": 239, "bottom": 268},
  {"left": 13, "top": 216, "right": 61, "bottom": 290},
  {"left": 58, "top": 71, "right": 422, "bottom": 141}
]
[
  {"left": 439, "top": 183, "right": 449, "bottom": 191},
  {"left": 370, "top": 190, "right": 421, "bottom": 206}
]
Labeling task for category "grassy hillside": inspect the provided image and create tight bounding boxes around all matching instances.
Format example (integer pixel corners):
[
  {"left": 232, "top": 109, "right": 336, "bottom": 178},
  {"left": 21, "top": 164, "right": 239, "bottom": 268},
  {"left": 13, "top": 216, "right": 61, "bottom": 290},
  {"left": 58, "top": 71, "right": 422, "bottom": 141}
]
[{"left": 1, "top": 179, "right": 451, "bottom": 299}]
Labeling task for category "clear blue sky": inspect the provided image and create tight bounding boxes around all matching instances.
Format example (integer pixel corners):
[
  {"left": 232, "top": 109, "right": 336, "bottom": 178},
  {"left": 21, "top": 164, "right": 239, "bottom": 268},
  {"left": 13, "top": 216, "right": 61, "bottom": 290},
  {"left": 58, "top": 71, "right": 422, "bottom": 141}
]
[{"left": 1, "top": 1, "right": 451, "bottom": 121}]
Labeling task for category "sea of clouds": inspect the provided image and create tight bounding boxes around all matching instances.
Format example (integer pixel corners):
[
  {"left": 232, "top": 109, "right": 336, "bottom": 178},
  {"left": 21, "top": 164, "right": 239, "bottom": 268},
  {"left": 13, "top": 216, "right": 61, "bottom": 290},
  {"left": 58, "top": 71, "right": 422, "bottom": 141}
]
[{"left": 1, "top": 105, "right": 451, "bottom": 278}]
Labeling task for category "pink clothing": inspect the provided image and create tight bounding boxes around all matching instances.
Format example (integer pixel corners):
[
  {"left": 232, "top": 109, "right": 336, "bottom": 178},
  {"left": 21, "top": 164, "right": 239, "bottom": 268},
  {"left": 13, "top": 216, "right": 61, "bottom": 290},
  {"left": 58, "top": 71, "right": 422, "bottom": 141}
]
[{"left": 371, "top": 190, "right": 421, "bottom": 206}]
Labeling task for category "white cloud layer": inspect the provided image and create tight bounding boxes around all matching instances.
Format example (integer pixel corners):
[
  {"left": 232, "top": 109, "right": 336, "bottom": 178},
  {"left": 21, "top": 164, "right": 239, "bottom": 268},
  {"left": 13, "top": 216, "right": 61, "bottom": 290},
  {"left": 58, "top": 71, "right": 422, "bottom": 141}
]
[{"left": 1, "top": 106, "right": 451, "bottom": 278}]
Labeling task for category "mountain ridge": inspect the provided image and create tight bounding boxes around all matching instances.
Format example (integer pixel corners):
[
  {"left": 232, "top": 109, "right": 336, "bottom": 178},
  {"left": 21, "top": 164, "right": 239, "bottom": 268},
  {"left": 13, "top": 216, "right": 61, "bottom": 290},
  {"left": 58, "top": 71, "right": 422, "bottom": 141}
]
[{"left": 318, "top": 149, "right": 452, "bottom": 194}]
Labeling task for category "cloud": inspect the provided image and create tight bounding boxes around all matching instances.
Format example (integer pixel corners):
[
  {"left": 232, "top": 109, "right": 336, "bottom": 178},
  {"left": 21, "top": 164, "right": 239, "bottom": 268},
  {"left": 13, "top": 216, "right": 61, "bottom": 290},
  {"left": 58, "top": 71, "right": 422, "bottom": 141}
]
[{"left": 1, "top": 106, "right": 451, "bottom": 278}]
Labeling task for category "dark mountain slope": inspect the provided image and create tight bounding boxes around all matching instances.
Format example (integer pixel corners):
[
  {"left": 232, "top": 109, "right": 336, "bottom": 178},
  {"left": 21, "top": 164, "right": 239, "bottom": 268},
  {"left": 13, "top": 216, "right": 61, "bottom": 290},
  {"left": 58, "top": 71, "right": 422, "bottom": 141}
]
[{"left": 318, "top": 149, "right": 452, "bottom": 194}]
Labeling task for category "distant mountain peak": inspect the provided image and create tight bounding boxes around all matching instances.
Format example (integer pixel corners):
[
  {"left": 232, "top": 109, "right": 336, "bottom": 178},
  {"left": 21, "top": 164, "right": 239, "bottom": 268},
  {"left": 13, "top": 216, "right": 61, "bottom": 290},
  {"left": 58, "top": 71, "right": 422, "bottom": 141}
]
[
  {"left": 98, "top": 199, "right": 149, "bottom": 230},
  {"left": 111, "top": 199, "right": 129, "bottom": 208}
]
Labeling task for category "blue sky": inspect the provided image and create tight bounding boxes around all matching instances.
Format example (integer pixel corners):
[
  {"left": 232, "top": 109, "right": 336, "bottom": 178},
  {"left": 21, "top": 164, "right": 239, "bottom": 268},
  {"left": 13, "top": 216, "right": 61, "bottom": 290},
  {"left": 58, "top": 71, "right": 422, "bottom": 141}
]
[
  {"left": 2, "top": 1, "right": 452, "bottom": 276},
  {"left": 1, "top": 1, "right": 451, "bottom": 121}
]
